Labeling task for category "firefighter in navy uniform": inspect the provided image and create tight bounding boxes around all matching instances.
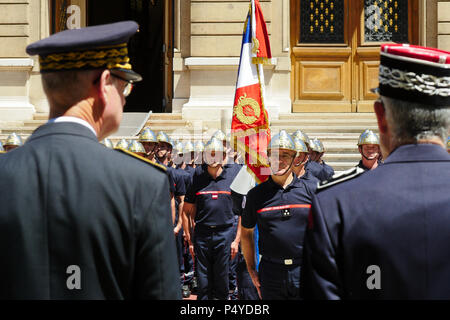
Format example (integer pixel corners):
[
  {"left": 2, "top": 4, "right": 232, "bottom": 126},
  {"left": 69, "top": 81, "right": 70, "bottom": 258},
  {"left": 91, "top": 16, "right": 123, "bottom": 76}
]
[
  {"left": 356, "top": 129, "right": 382, "bottom": 171},
  {"left": 115, "top": 138, "right": 129, "bottom": 150},
  {"left": 100, "top": 138, "right": 114, "bottom": 149},
  {"left": 241, "top": 130, "right": 315, "bottom": 300},
  {"left": 291, "top": 136, "right": 319, "bottom": 192},
  {"left": 183, "top": 137, "right": 240, "bottom": 300},
  {"left": 0, "top": 21, "right": 180, "bottom": 299},
  {"left": 139, "top": 127, "right": 158, "bottom": 161},
  {"left": 293, "top": 130, "right": 324, "bottom": 181},
  {"left": 310, "top": 138, "right": 334, "bottom": 181},
  {"left": 3, "top": 133, "right": 23, "bottom": 152},
  {"left": 302, "top": 44, "right": 450, "bottom": 300}
]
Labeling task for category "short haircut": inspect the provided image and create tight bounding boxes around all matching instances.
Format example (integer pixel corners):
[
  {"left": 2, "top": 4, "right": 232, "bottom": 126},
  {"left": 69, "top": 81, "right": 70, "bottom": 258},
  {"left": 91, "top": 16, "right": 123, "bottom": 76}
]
[
  {"left": 382, "top": 96, "right": 450, "bottom": 145},
  {"left": 41, "top": 69, "right": 101, "bottom": 113}
]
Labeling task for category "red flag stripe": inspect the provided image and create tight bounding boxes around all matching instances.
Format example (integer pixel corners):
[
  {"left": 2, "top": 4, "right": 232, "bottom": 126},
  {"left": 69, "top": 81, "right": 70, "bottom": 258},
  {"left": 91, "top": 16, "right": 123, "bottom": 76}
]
[{"left": 257, "top": 204, "right": 312, "bottom": 213}]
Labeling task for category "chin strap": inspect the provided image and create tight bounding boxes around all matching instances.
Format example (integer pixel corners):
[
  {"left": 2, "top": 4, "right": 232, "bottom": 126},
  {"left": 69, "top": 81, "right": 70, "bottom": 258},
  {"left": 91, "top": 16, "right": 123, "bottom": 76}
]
[{"left": 271, "top": 156, "right": 296, "bottom": 176}]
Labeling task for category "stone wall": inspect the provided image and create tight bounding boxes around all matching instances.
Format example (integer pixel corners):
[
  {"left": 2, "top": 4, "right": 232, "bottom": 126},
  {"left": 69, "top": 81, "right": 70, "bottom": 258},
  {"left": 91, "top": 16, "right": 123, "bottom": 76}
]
[
  {"left": 0, "top": 0, "right": 50, "bottom": 121},
  {"left": 438, "top": 0, "right": 450, "bottom": 50}
]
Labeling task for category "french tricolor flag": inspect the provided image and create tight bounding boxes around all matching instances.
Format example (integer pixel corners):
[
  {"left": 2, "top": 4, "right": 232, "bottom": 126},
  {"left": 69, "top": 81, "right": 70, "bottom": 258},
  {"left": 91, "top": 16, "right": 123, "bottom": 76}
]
[{"left": 231, "top": 0, "right": 272, "bottom": 184}]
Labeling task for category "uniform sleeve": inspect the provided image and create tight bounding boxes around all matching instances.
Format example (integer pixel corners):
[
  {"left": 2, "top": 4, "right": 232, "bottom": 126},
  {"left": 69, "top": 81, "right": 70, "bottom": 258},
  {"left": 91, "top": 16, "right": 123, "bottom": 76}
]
[
  {"left": 184, "top": 173, "right": 197, "bottom": 204},
  {"left": 173, "top": 171, "right": 186, "bottom": 197},
  {"left": 134, "top": 173, "right": 181, "bottom": 299},
  {"left": 241, "top": 190, "right": 257, "bottom": 229},
  {"left": 231, "top": 190, "right": 244, "bottom": 216},
  {"left": 167, "top": 169, "right": 175, "bottom": 194},
  {"left": 319, "top": 162, "right": 335, "bottom": 181},
  {"left": 301, "top": 192, "right": 343, "bottom": 300}
]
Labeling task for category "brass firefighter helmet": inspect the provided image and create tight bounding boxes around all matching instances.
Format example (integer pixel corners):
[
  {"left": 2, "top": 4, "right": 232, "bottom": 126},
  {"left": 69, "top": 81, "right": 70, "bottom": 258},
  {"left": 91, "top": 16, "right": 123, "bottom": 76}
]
[
  {"left": 268, "top": 130, "right": 297, "bottom": 154},
  {"left": 139, "top": 127, "right": 157, "bottom": 143},
  {"left": 100, "top": 138, "right": 114, "bottom": 149},
  {"left": 194, "top": 141, "right": 205, "bottom": 153},
  {"left": 174, "top": 141, "right": 184, "bottom": 155},
  {"left": 310, "top": 138, "right": 324, "bottom": 153},
  {"left": 128, "top": 140, "right": 146, "bottom": 155},
  {"left": 204, "top": 138, "right": 225, "bottom": 153},
  {"left": 115, "top": 138, "right": 129, "bottom": 150},
  {"left": 156, "top": 131, "right": 172, "bottom": 147},
  {"left": 4, "top": 133, "right": 23, "bottom": 147},
  {"left": 358, "top": 129, "right": 380, "bottom": 146},
  {"left": 184, "top": 141, "right": 195, "bottom": 153},
  {"left": 292, "top": 137, "right": 309, "bottom": 154},
  {"left": 292, "top": 130, "right": 311, "bottom": 148},
  {"left": 211, "top": 130, "right": 226, "bottom": 142}
]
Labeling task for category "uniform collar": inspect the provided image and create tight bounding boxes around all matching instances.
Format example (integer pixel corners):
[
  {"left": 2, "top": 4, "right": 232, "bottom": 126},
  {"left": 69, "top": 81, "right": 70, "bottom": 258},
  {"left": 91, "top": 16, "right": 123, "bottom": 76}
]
[
  {"left": 47, "top": 116, "right": 97, "bottom": 137},
  {"left": 203, "top": 165, "right": 228, "bottom": 181},
  {"left": 267, "top": 173, "right": 299, "bottom": 190},
  {"left": 27, "top": 121, "right": 98, "bottom": 143},
  {"left": 384, "top": 143, "right": 450, "bottom": 164}
]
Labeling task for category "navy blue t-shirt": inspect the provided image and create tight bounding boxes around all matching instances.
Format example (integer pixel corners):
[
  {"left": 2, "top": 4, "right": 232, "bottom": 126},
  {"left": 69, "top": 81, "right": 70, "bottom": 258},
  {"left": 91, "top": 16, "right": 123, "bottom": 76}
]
[
  {"left": 155, "top": 159, "right": 175, "bottom": 194},
  {"left": 242, "top": 174, "right": 313, "bottom": 259},
  {"left": 185, "top": 165, "right": 240, "bottom": 226}
]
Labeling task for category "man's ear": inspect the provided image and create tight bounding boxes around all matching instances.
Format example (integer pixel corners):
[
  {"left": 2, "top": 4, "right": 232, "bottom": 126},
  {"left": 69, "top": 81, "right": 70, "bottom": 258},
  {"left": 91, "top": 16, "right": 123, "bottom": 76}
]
[
  {"left": 98, "top": 69, "right": 112, "bottom": 108},
  {"left": 374, "top": 100, "right": 388, "bottom": 135}
]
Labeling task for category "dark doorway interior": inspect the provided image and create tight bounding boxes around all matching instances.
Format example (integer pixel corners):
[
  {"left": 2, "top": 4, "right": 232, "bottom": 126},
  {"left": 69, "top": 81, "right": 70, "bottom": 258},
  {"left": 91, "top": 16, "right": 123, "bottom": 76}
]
[{"left": 87, "top": 0, "right": 165, "bottom": 112}]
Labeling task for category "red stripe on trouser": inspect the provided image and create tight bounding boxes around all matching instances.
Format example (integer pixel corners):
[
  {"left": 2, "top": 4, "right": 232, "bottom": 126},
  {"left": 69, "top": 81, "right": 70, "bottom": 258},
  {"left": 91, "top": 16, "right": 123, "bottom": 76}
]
[{"left": 257, "top": 204, "right": 311, "bottom": 213}]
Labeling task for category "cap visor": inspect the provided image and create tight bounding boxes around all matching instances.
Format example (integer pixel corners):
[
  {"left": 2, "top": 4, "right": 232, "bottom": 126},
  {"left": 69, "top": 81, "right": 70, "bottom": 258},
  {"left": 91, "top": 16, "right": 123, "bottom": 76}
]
[
  {"left": 370, "top": 87, "right": 380, "bottom": 94},
  {"left": 112, "top": 68, "right": 142, "bottom": 83}
]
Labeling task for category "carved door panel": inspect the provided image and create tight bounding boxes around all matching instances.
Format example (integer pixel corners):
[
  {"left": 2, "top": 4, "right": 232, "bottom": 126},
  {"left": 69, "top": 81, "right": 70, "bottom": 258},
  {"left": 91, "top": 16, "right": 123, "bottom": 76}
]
[{"left": 291, "top": 0, "right": 418, "bottom": 112}]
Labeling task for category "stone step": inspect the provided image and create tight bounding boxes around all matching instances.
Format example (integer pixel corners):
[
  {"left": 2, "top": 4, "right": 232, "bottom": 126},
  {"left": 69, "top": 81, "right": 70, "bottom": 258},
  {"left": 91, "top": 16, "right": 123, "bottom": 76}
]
[
  {"left": 148, "top": 113, "right": 183, "bottom": 120},
  {"left": 0, "top": 127, "right": 36, "bottom": 134},
  {"left": 33, "top": 113, "right": 49, "bottom": 121},
  {"left": 272, "top": 125, "right": 379, "bottom": 133},
  {"left": 322, "top": 153, "right": 361, "bottom": 161},
  {"left": 325, "top": 161, "right": 359, "bottom": 171},
  {"left": 270, "top": 118, "right": 377, "bottom": 126},
  {"left": 145, "top": 119, "right": 190, "bottom": 128},
  {"left": 23, "top": 120, "right": 47, "bottom": 127},
  {"left": 278, "top": 112, "right": 376, "bottom": 120}
]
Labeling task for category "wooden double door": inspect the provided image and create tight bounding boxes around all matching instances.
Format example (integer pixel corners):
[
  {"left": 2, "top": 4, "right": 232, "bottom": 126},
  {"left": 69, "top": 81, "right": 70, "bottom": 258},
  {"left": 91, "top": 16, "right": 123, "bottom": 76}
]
[{"left": 291, "top": 0, "right": 419, "bottom": 112}]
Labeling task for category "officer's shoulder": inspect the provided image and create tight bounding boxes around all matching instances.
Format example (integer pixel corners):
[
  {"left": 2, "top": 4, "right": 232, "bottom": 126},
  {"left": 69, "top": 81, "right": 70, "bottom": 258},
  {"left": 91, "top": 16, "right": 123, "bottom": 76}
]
[
  {"left": 316, "top": 166, "right": 365, "bottom": 192},
  {"left": 114, "top": 147, "right": 167, "bottom": 173}
]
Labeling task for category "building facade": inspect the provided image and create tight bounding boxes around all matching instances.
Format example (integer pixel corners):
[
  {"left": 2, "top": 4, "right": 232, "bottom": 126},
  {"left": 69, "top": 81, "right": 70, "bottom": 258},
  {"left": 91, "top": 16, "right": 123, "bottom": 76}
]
[{"left": 0, "top": 0, "right": 449, "bottom": 129}]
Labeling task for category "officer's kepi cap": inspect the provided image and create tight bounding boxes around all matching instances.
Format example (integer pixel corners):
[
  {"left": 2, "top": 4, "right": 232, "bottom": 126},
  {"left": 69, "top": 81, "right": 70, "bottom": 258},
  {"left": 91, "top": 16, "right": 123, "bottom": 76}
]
[
  {"left": 26, "top": 21, "right": 142, "bottom": 82},
  {"left": 372, "top": 44, "right": 450, "bottom": 106}
]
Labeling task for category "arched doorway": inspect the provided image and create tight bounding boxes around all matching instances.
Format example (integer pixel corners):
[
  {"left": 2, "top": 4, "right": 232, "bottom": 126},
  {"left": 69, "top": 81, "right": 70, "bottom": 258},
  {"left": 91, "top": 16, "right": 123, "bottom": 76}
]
[{"left": 290, "top": 0, "right": 419, "bottom": 112}]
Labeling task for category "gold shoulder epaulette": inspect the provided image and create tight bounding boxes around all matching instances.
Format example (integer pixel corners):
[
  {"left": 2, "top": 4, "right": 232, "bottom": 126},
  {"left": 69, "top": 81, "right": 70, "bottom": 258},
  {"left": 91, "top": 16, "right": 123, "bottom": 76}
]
[
  {"left": 114, "top": 147, "right": 167, "bottom": 172},
  {"left": 317, "top": 166, "right": 365, "bottom": 191}
]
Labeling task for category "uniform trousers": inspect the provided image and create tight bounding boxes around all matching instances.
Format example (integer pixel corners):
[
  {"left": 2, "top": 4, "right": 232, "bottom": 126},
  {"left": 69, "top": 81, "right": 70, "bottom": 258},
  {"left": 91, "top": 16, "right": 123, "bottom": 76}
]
[
  {"left": 194, "top": 224, "right": 234, "bottom": 300},
  {"left": 259, "top": 258, "right": 302, "bottom": 300}
]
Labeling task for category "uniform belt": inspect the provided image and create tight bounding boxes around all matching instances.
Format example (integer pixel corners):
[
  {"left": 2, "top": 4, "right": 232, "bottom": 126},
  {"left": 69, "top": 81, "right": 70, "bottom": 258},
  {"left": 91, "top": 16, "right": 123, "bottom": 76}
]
[
  {"left": 261, "top": 256, "right": 302, "bottom": 266},
  {"left": 196, "top": 223, "right": 233, "bottom": 231}
]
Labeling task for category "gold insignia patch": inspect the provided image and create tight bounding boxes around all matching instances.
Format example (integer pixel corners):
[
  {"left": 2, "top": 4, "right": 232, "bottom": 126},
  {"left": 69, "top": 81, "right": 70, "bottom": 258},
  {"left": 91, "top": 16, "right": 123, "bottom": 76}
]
[{"left": 233, "top": 93, "right": 261, "bottom": 125}]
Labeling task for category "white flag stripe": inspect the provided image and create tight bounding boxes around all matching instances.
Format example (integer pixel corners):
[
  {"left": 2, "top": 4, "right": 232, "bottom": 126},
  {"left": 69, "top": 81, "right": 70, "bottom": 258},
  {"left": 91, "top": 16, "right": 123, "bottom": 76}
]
[{"left": 236, "top": 43, "right": 259, "bottom": 89}]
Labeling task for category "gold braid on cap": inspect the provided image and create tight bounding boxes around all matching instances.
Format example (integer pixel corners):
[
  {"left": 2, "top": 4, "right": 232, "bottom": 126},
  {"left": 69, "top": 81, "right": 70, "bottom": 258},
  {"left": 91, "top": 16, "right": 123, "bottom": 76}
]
[{"left": 39, "top": 43, "right": 132, "bottom": 71}]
